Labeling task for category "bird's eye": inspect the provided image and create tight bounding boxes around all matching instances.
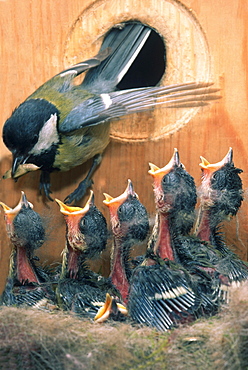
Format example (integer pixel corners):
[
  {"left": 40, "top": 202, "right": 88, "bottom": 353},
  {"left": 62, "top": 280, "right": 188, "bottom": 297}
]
[
  {"left": 80, "top": 218, "right": 87, "bottom": 227},
  {"left": 117, "top": 206, "right": 123, "bottom": 218},
  {"left": 117, "top": 202, "right": 136, "bottom": 221}
]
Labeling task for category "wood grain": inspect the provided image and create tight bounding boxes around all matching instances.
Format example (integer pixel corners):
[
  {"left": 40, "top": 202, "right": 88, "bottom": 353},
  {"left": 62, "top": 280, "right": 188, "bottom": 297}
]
[{"left": 0, "top": 0, "right": 247, "bottom": 293}]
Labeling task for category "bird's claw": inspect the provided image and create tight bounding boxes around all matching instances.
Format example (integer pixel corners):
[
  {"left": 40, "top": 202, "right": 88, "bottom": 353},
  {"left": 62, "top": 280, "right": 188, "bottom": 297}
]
[
  {"left": 39, "top": 172, "right": 53, "bottom": 201},
  {"left": 64, "top": 179, "right": 93, "bottom": 204}
]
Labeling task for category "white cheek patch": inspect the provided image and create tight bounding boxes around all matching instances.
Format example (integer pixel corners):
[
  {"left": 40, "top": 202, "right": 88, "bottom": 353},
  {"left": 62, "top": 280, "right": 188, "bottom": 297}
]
[{"left": 29, "top": 113, "right": 59, "bottom": 155}]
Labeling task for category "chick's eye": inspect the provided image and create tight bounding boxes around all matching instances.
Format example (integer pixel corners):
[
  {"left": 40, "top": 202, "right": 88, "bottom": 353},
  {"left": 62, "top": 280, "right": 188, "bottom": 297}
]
[
  {"left": 162, "top": 174, "right": 172, "bottom": 186},
  {"left": 117, "top": 205, "right": 123, "bottom": 218},
  {"left": 118, "top": 202, "right": 135, "bottom": 221},
  {"left": 162, "top": 176, "right": 167, "bottom": 183},
  {"left": 212, "top": 170, "right": 223, "bottom": 184},
  {"left": 80, "top": 218, "right": 87, "bottom": 227}
]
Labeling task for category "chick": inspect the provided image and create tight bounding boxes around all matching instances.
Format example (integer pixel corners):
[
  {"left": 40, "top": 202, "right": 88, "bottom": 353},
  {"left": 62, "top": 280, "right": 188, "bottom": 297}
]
[
  {"left": 195, "top": 147, "right": 248, "bottom": 285},
  {"left": 103, "top": 180, "right": 197, "bottom": 331},
  {"left": 55, "top": 191, "right": 122, "bottom": 319},
  {"left": 103, "top": 179, "right": 149, "bottom": 304},
  {"left": 0, "top": 192, "right": 54, "bottom": 307},
  {"left": 3, "top": 22, "right": 220, "bottom": 203},
  {"left": 148, "top": 149, "right": 247, "bottom": 307}
]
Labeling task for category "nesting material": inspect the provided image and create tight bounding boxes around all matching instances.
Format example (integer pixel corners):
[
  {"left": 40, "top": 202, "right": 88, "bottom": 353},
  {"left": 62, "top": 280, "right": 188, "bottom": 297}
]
[{"left": 0, "top": 282, "right": 247, "bottom": 369}]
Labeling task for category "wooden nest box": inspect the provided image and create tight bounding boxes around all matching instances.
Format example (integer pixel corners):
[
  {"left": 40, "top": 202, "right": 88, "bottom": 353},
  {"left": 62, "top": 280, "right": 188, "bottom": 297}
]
[{"left": 0, "top": 0, "right": 247, "bottom": 293}]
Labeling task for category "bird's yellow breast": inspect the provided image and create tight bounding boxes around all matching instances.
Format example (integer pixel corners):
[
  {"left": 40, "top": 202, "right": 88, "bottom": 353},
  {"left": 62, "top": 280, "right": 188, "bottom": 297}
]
[{"left": 53, "top": 122, "right": 111, "bottom": 172}]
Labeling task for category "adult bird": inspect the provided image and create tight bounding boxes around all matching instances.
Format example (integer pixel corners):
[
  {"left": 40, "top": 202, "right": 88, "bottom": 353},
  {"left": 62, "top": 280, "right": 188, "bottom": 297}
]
[
  {"left": 194, "top": 147, "right": 248, "bottom": 285},
  {"left": 55, "top": 191, "right": 126, "bottom": 320},
  {"left": 0, "top": 192, "right": 55, "bottom": 307},
  {"left": 2, "top": 21, "right": 220, "bottom": 203},
  {"left": 103, "top": 180, "right": 198, "bottom": 331}
]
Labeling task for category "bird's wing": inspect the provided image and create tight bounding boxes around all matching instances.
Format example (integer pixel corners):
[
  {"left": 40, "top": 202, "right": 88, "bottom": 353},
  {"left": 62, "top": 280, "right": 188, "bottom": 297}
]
[
  {"left": 128, "top": 265, "right": 196, "bottom": 331},
  {"left": 52, "top": 48, "right": 112, "bottom": 94},
  {"left": 82, "top": 22, "right": 152, "bottom": 92},
  {"left": 59, "top": 82, "right": 220, "bottom": 133},
  {"left": 58, "top": 93, "right": 127, "bottom": 132},
  {"left": 58, "top": 47, "right": 112, "bottom": 77}
]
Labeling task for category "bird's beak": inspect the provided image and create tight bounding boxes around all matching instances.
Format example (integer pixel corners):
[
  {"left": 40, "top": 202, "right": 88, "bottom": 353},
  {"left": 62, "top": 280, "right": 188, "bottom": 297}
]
[
  {"left": 0, "top": 191, "right": 33, "bottom": 234},
  {"left": 55, "top": 190, "right": 94, "bottom": 216},
  {"left": 94, "top": 293, "right": 128, "bottom": 323},
  {"left": 199, "top": 147, "right": 233, "bottom": 174},
  {"left": 103, "top": 179, "right": 137, "bottom": 216},
  {"left": 0, "top": 191, "right": 33, "bottom": 215},
  {"left": 3, "top": 156, "right": 40, "bottom": 180},
  {"left": 20, "top": 191, "right": 33, "bottom": 210},
  {"left": 125, "top": 179, "right": 137, "bottom": 197},
  {"left": 148, "top": 148, "right": 183, "bottom": 186},
  {"left": 11, "top": 155, "right": 24, "bottom": 178},
  {"left": 94, "top": 293, "right": 113, "bottom": 323}
]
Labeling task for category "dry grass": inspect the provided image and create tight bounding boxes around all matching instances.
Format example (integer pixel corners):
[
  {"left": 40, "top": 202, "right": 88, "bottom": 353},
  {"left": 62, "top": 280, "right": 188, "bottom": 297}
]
[{"left": 1, "top": 283, "right": 248, "bottom": 370}]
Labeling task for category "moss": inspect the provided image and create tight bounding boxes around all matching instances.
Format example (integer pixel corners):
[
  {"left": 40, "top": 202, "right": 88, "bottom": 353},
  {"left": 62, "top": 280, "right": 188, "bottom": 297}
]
[{"left": 0, "top": 282, "right": 248, "bottom": 369}]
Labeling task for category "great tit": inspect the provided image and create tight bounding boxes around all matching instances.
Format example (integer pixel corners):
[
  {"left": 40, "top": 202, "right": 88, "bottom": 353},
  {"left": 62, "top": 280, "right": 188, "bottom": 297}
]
[
  {"left": 55, "top": 191, "right": 125, "bottom": 320},
  {"left": 2, "top": 22, "right": 220, "bottom": 204},
  {"left": 0, "top": 192, "right": 55, "bottom": 307}
]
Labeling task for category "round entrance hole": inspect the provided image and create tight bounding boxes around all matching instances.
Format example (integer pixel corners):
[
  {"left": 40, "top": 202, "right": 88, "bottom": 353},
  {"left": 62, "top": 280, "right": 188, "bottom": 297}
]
[
  {"left": 109, "top": 22, "right": 166, "bottom": 90},
  {"left": 64, "top": 0, "right": 212, "bottom": 142}
]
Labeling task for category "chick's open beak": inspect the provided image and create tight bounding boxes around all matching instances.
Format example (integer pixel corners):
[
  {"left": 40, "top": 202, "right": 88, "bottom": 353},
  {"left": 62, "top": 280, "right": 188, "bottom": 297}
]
[
  {"left": 55, "top": 190, "right": 94, "bottom": 216},
  {"left": 103, "top": 179, "right": 137, "bottom": 216},
  {"left": 199, "top": 147, "right": 233, "bottom": 175},
  {"left": 0, "top": 191, "right": 33, "bottom": 234},
  {"left": 94, "top": 293, "right": 128, "bottom": 323},
  {"left": 148, "top": 148, "right": 184, "bottom": 189}
]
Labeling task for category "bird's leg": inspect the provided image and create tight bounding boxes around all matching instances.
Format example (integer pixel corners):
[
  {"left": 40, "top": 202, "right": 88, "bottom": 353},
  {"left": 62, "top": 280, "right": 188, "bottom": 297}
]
[
  {"left": 64, "top": 154, "right": 102, "bottom": 204},
  {"left": 39, "top": 171, "right": 53, "bottom": 201}
]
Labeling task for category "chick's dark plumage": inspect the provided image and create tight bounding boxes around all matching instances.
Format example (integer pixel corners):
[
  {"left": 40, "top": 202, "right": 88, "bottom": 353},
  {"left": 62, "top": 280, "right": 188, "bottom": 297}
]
[
  {"left": 195, "top": 148, "right": 248, "bottom": 285},
  {"left": 200, "top": 149, "right": 243, "bottom": 227},
  {"left": 103, "top": 179, "right": 199, "bottom": 331},
  {"left": 147, "top": 149, "right": 231, "bottom": 313},
  {"left": 2, "top": 22, "right": 220, "bottom": 203},
  {"left": 0, "top": 192, "right": 55, "bottom": 307},
  {"left": 103, "top": 180, "right": 149, "bottom": 303},
  {"left": 77, "top": 204, "right": 108, "bottom": 260},
  {"left": 12, "top": 200, "right": 45, "bottom": 251},
  {"left": 55, "top": 192, "right": 118, "bottom": 319},
  {"left": 116, "top": 195, "right": 149, "bottom": 247}
]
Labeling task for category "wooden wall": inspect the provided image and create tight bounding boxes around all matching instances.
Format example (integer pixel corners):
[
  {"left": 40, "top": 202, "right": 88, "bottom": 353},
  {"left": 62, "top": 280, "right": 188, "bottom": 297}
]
[{"left": 0, "top": 0, "right": 248, "bottom": 293}]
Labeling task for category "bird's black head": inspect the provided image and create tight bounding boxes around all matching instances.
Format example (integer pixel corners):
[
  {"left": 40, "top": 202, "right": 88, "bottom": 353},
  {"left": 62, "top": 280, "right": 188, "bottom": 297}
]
[
  {"left": 162, "top": 166, "right": 197, "bottom": 234},
  {"left": 79, "top": 204, "right": 108, "bottom": 259},
  {"left": 56, "top": 192, "right": 107, "bottom": 260},
  {"left": 0, "top": 192, "right": 45, "bottom": 251},
  {"left": 210, "top": 163, "right": 243, "bottom": 217},
  {"left": 12, "top": 194, "right": 45, "bottom": 251},
  {"left": 117, "top": 194, "right": 149, "bottom": 243},
  {"left": 149, "top": 149, "right": 197, "bottom": 234},
  {"left": 149, "top": 149, "right": 197, "bottom": 213},
  {"left": 3, "top": 99, "right": 60, "bottom": 173},
  {"left": 161, "top": 166, "right": 197, "bottom": 213},
  {"left": 104, "top": 180, "right": 149, "bottom": 244},
  {"left": 200, "top": 148, "right": 243, "bottom": 220},
  {"left": 13, "top": 207, "right": 45, "bottom": 251}
]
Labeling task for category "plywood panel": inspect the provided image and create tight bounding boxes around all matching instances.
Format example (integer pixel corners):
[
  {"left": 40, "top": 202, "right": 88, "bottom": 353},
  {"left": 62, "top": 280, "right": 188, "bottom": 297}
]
[{"left": 0, "top": 0, "right": 247, "bottom": 293}]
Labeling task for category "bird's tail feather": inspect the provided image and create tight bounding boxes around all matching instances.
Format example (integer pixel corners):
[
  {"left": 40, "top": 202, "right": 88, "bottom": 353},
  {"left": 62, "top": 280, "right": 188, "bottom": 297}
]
[
  {"left": 109, "top": 83, "right": 220, "bottom": 113},
  {"left": 82, "top": 22, "right": 152, "bottom": 92}
]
